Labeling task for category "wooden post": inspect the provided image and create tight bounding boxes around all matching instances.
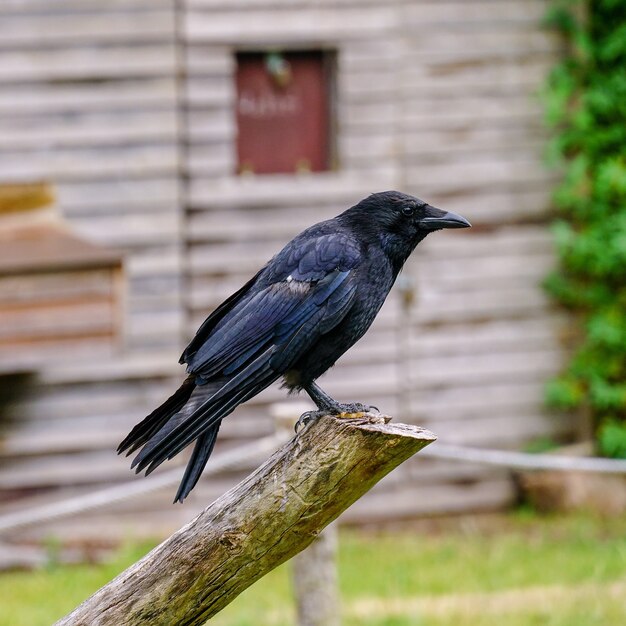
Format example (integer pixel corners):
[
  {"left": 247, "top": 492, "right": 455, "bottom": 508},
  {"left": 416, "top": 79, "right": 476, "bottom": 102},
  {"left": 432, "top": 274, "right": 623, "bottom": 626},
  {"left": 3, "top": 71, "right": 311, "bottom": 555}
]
[
  {"left": 56, "top": 414, "right": 435, "bottom": 626},
  {"left": 292, "top": 521, "right": 340, "bottom": 626}
]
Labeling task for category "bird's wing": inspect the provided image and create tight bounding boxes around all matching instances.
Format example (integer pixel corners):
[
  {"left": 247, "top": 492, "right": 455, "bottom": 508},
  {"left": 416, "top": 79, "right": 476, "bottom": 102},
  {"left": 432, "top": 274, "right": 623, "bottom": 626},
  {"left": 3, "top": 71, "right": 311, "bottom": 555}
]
[
  {"left": 185, "top": 232, "right": 362, "bottom": 380},
  {"left": 131, "top": 234, "right": 361, "bottom": 474},
  {"left": 179, "top": 267, "right": 265, "bottom": 364}
]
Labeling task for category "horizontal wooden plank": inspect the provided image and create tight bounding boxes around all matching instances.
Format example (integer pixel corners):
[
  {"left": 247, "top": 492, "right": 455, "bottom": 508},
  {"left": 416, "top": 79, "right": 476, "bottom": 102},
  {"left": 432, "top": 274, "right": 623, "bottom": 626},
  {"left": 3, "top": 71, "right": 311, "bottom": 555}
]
[
  {"left": 404, "top": 2, "right": 547, "bottom": 26},
  {"left": 340, "top": 133, "right": 398, "bottom": 163},
  {"left": 348, "top": 134, "right": 545, "bottom": 169},
  {"left": 0, "top": 300, "right": 115, "bottom": 339},
  {"left": 0, "top": 45, "right": 176, "bottom": 83},
  {"left": 403, "top": 91, "right": 542, "bottom": 124},
  {"left": 0, "top": 448, "right": 179, "bottom": 489},
  {"left": 188, "top": 173, "right": 394, "bottom": 210},
  {"left": 415, "top": 374, "right": 551, "bottom": 405},
  {"left": 410, "top": 317, "right": 565, "bottom": 358},
  {"left": 414, "top": 253, "right": 555, "bottom": 291},
  {"left": 188, "top": 0, "right": 389, "bottom": 8},
  {"left": 0, "top": 10, "right": 174, "bottom": 47},
  {"left": 36, "top": 351, "right": 179, "bottom": 384},
  {"left": 0, "top": 79, "right": 177, "bottom": 115},
  {"left": 403, "top": 57, "right": 552, "bottom": 94},
  {"left": 343, "top": 36, "right": 558, "bottom": 70},
  {"left": 0, "top": 336, "right": 116, "bottom": 373},
  {"left": 70, "top": 212, "right": 181, "bottom": 248},
  {"left": 422, "top": 412, "right": 574, "bottom": 447},
  {"left": 340, "top": 72, "right": 548, "bottom": 106},
  {"left": 412, "top": 287, "right": 552, "bottom": 325},
  {"left": 1, "top": 145, "right": 178, "bottom": 182},
  {"left": 186, "top": 144, "right": 235, "bottom": 178},
  {"left": 0, "top": 409, "right": 273, "bottom": 458},
  {"left": 410, "top": 380, "right": 556, "bottom": 421},
  {"left": 183, "top": 45, "right": 235, "bottom": 75},
  {"left": 184, "top": 79, "right": 234, "bottom": 108},
  {"left": 424, "top": 189, "right": 552, "bottom": 225},
  {"left": 5, "top": 385, "right": 175, "bottom": 425},
  {"left": 126, "top": 310, "right": 183, "bottom": 339},
  {"left": 0, "top": 111, "right": 178, "bottom": 150},
  {"left": 186, "top": 202, "right": 354, "bottom": 244},
  {"left": 400, "top": 96, "right": 544, "bottom": 130},
  {"left": 57, "top": 179, "right": 180, "bottom": 212},
  {"left": 0, "top": 269, "right": 114, "bottom": 304},
  {"left": 339, "top": 101, "right": 397, "bottom": 130},
  {"left": 0, "top": 1, "right": 172, "bottom": 13},
  {"left": 415, "top": 226, "right": 554, "bottom": 259},
  {"left": 185, "top": 110, "right": 236, "bottom": 141},
  {"left": 410, "top": 349, "right": 564, "bottom": 388},
  {"left": 185, "top": 7, "right": 396, "bottom": 43},
  {"left": 403, "top": 140, "right": 546, "bottom": 168}
]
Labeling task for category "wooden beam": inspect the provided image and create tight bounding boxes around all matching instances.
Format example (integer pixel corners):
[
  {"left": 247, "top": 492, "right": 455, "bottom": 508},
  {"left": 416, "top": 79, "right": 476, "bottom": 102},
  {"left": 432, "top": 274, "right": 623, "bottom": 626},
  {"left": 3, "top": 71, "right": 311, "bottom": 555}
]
[{"left": 56, "top": 414, "right": 435, "bottom": 626}]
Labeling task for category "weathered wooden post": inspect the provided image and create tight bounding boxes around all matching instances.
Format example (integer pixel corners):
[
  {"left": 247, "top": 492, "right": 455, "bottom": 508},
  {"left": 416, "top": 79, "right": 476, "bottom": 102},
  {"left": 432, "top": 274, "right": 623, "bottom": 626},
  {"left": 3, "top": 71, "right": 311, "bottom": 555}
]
[
  {"left": 56, "top": 413, "right": 435, "bottom": 626},
  {"left": 292, "top": 521, "right": 340, "bottom": 626}
]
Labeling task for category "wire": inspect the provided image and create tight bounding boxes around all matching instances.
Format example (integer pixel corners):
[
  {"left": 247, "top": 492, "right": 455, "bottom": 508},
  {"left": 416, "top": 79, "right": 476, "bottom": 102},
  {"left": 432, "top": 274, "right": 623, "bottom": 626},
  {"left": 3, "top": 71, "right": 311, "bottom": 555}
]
[{"left": 420, "top": 442, "right": 626, "bottom": 473}]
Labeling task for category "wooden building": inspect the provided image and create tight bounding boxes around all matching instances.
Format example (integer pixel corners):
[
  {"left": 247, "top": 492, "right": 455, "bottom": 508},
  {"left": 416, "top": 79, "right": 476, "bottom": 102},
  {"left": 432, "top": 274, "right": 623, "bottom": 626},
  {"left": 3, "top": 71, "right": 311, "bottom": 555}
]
[{"left": 0, "top": 0, "right": 572, "bottom": 542}]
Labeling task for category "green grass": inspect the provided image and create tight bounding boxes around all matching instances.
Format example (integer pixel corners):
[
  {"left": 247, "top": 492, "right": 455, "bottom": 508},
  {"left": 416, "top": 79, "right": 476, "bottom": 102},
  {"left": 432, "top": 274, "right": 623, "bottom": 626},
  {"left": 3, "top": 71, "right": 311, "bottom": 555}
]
[{"left": 1, "top": 512, "right": 626, "bottom": 625}]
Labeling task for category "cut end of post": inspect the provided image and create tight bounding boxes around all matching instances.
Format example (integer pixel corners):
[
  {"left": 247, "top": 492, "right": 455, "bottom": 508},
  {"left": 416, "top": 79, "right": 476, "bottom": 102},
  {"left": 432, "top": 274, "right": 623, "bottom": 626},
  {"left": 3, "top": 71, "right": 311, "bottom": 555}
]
[{"left": 300, "top": 411, "right": 437, "bottom": 446}]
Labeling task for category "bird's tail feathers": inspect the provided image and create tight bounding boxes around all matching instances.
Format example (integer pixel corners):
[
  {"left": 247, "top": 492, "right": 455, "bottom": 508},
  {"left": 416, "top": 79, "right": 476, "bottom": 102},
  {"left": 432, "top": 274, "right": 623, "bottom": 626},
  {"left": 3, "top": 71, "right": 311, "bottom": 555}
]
[
  {"left": 173, "top": 421, "right": 222, "bottom": 503},
  {"left": 117, "top": 376, "right": 196, "bottom": 456},
  {"left": 132, "top": 351, "right": 277, "bottom": 478}
]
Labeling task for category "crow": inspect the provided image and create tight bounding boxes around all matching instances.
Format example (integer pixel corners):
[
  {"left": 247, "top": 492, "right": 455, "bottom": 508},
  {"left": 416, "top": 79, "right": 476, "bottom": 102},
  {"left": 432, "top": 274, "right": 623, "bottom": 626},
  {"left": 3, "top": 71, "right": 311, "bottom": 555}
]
[{"left": 118, "top": 191, "right": 470, "bottom": 502}]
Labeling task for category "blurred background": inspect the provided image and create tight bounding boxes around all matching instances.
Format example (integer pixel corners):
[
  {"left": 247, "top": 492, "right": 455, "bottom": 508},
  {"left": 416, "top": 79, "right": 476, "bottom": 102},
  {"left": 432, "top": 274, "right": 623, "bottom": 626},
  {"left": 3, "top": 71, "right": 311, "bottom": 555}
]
[{"left": 1, "top": 0, "right": 625, "bottom": 625}]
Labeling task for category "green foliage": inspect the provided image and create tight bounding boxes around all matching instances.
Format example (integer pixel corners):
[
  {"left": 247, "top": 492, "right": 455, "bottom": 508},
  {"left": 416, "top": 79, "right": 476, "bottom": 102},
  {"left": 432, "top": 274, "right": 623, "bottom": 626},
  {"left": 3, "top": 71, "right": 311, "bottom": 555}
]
[
  {"left": 598, "top": 419, "right": 626, "bottom": 458},
  {"left": 544, "top": 0, "right": 626, "bottom": 455}
]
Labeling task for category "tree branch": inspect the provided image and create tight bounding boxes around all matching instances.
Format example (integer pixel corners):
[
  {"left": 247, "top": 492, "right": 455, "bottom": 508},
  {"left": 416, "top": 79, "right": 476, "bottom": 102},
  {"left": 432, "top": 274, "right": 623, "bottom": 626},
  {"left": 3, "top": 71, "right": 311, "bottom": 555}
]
[{"left": 56, "top": 414, "right": 436, "bottom": 626}]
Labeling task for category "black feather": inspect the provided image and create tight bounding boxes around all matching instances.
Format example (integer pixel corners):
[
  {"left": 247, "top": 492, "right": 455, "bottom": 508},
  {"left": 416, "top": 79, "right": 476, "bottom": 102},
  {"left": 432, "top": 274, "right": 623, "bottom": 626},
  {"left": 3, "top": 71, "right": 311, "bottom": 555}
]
[
  {"left": 117, "top": 376, "right": 195, "bottom": 456},
  {"left": 173, "top": 421, "right": 222, "bottom": 503}
]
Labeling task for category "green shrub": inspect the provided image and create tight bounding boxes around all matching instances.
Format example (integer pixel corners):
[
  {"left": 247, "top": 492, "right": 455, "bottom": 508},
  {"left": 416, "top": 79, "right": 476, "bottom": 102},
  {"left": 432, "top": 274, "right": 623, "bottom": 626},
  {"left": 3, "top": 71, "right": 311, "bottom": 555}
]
[{"left": 544, "top": 0, "right": 626, "bottom": 455}]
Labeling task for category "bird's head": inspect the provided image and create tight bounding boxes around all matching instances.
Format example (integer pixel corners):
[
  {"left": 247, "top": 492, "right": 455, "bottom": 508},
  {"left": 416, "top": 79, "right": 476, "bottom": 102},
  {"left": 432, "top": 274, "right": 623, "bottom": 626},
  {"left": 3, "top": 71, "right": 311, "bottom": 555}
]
[{"left": 341, "top": 190, "right": 471, "bottom": 269}]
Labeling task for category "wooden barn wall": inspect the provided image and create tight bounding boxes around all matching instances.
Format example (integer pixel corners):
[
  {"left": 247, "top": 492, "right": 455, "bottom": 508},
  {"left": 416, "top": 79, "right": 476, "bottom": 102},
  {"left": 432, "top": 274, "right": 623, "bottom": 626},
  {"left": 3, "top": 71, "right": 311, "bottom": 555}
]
[
  {"left": 0, "top": 0, "right": 184, "bottom": 351},
  {"left": 0, "top": 0, "right": 573, "bottom": 542}
]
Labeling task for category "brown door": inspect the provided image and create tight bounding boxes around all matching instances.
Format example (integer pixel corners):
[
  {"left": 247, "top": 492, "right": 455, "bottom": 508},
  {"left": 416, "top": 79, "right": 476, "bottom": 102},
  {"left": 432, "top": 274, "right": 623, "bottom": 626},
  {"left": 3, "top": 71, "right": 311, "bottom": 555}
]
[{"left": 235, "top": 51, "right": 331, "bottom": 175}]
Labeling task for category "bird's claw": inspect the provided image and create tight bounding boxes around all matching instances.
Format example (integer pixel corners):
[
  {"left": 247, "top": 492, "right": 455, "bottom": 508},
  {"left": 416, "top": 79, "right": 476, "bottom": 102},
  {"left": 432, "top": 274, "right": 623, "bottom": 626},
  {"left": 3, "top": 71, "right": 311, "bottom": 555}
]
[{"left": 294, "top": 410, "right": 325, "bottom": 433}]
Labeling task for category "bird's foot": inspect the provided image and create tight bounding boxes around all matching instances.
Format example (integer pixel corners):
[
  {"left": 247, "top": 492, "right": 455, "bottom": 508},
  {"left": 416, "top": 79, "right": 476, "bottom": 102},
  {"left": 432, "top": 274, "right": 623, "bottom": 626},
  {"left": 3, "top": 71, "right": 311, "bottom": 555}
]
[{"left": 330, "top": 402, "right": 380, "bottom": 419}]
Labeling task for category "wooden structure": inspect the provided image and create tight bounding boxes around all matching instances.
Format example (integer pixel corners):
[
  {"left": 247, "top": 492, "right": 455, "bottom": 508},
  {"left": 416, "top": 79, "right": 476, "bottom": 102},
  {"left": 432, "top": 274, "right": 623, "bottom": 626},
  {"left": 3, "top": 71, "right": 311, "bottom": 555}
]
[
  {"left": 0, "top": 183, "right": 123, "bottom": 370},
  {"left": 56, "top": 414, "right": 435, "bottom": 625},
  {"left": 0, "top": 0, "right": 573, "bottom": 540}
]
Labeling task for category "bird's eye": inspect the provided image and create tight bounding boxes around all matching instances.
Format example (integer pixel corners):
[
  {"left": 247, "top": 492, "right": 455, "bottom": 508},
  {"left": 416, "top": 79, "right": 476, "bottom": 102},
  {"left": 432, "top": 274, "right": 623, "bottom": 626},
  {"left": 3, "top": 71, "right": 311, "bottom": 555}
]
[{"left": 401, "top": 206, "right": 414, "bottom": 216}]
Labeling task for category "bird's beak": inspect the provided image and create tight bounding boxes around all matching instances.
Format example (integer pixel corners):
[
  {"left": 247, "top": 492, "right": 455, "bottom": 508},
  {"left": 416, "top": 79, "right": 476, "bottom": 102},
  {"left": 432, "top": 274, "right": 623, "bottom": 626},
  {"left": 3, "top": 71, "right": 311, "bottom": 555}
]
[{"left": 419, "top": 207, "right": 471, "bottom": 230}]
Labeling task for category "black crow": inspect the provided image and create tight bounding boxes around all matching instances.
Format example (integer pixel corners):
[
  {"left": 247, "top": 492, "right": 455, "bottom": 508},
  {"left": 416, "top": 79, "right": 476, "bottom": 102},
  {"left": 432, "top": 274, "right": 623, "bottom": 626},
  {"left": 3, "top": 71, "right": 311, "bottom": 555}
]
[{"left": 118, "top": 191, "right": 470, "bottom": 502}]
